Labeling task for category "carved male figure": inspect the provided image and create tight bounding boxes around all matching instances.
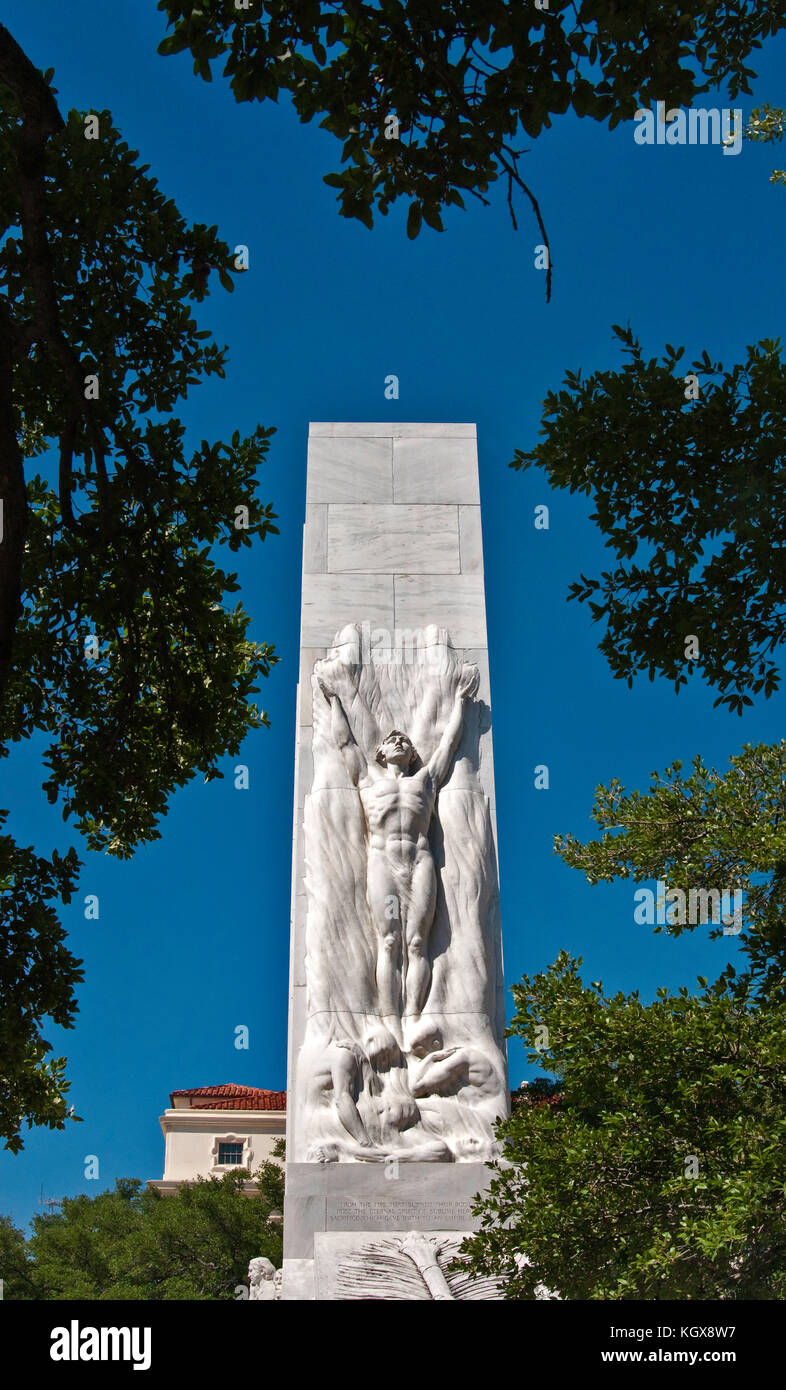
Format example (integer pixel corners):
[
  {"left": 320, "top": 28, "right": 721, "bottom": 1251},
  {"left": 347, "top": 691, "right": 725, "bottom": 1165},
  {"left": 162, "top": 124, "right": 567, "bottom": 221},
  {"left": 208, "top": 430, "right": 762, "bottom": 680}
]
[
  {"left": 303, "top": 1035, "right": 454, "bottom": 1162},
  {"left": 409, "top": 1030, "right": 500, "bottom": 1109},
  {"left": 317, "top": 665, "right": 479, "bottom": 1028},
  {"left": 304, "top": 1039, "right": 374, "bottom": 1151}
]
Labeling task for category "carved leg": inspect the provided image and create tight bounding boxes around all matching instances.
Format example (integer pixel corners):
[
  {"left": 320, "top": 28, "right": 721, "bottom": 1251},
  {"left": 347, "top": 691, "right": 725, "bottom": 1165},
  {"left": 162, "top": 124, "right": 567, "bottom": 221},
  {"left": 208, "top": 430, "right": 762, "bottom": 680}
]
[
  {"left": 367, "top": 851, "right": 404, "bottom": 1020},
  {"left": 403, "top": 852, "right": 437, "bottom": 1016}
]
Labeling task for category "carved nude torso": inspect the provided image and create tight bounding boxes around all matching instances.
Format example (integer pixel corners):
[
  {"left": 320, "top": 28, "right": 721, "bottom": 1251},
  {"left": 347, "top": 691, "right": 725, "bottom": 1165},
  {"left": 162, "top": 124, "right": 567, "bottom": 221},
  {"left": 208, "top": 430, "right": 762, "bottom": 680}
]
[
  {"left": 317, "top": 669, "right": 479, "bottom": 1030},
  {"left": 360, "top": 764, "right": 439, "bottom": 1022},
  {"left": 360, "top": 765, "right": 436, "bottom": 851}
]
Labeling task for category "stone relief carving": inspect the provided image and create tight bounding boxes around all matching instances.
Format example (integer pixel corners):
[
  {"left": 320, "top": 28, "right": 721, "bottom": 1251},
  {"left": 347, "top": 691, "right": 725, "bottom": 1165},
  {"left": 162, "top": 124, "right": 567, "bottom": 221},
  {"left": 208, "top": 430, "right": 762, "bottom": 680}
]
[
  {"left": 331, "top": 1231, "right": 502, "bottom": 1301},
  {"left": 295, "top": 623, "right": 508, "bottom": 1163},
  {"left": 248, "top": 1257, "right": 278, "bottom": 1301}
]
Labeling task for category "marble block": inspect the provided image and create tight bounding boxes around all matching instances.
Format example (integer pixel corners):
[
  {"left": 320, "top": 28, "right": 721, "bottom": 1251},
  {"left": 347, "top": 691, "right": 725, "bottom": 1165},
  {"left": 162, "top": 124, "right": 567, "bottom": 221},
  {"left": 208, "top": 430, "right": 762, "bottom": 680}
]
[
  {"left": 284, "top": 1161, "right": 495, "bottom": 1260},
  {"left": 394, "top": 573, "right": 487, "bottom": 646},
  {"left": 459, "top": 506, "right": 484, "bottom": 574},
  {"left": 313, "top": 1230, "right": 503, "bottom": 1300},
  {"left": 393, "top": 436, "right": 480, "bottom": 504},
  {"left": 297, "top": 647, "right": 325, "bottom": 727},
  {"left": 306, "top": 436, "right": 393, "bottom": 503},
  {"left": 300, "top": 573, "right": 394, "bottom": 646},
  {"left": 303, "top": 505, "right": 328, "bottom": 573},
  {"left": 279, "top": 1259, "right": 316, "bottom": 1301},
  {"left": 309, "top": 422, "right": 476, "bottom": 439},
  {"left": 327, "top": 504, "right": 460, "bottom": 573}
]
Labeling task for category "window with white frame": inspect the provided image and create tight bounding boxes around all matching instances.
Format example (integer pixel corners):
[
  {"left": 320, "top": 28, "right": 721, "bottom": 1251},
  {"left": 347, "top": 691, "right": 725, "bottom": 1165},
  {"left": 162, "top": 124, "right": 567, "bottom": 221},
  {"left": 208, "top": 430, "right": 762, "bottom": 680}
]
[
  {"left": 218, "top": 1141, "right": 244, "bottom": 1165},
  {"left": 210, "top": 1134, "right": 252, "bottom": 1169}
]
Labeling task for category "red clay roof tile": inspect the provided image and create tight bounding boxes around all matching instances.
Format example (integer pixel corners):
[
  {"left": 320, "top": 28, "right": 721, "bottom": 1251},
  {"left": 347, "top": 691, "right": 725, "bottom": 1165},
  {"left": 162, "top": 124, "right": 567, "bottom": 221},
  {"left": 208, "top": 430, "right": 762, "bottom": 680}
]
[{"left": 170, "top": 1084, "right": 286, "bottom": 1111}]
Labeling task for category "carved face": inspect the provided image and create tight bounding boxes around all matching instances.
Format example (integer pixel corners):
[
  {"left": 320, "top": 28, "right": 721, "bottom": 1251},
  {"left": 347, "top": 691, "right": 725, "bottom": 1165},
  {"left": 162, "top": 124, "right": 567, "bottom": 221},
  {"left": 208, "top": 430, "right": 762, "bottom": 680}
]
[
  {"left": 385, "top": 1094, "right": 419, "bottom": 1131},
  {"left": 376, "top": 730, "right": 417, "bottom": 769},
  {"left": 249, "top": 1257, "right": 275, "bottom": 1284},
  {"left": 410, "top": 1031, "right": 442, "bottom": 1059}
]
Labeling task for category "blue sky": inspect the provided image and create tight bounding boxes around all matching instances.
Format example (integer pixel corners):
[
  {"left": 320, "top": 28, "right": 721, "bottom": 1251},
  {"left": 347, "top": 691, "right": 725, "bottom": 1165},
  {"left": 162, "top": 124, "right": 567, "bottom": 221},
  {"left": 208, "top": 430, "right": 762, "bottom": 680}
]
[{"left": 2, "top": 2, "right": 785, "bottom": 1227}]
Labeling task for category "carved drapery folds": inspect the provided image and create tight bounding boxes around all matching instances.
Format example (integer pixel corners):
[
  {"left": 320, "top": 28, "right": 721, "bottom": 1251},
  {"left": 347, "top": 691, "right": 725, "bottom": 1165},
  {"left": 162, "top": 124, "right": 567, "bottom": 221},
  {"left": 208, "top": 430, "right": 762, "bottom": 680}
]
[{"left": 295, "top": 623, "right": 507, "bottom": 1163}]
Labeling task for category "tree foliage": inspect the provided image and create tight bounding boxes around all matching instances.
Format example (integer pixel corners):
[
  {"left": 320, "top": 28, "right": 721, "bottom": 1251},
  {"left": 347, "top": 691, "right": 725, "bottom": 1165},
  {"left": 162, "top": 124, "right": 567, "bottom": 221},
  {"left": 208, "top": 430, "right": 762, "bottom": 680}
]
[
  {"left": 0, "top": 23, "right": 278, "bottom": 1145},
  {"left": 157, "top": 0, "right": 786, "bottom": 278},
  {"left": 465, "top": 737, "right": 786, "bottom": 1297},
  {"left": 512, "top": 326, "right": 786, "bottom": 712},
  {"left": 0, "top": 1213, "right": 39, "bottom": 1299},
  {"left": 465, "top": 953, "right": 786, "bottom": 1300},
  {"left": 0, "top": 813, "right": 83, "bottom": 1151},
  {"left": 0, "top": 1166, "right": 285, "bottom": 1300},
  {"left": 555, "top": 740, "right": 786, "bottom": 993},
  {"left": 747, "top": 102, "right": 786, "bottom": 184}
]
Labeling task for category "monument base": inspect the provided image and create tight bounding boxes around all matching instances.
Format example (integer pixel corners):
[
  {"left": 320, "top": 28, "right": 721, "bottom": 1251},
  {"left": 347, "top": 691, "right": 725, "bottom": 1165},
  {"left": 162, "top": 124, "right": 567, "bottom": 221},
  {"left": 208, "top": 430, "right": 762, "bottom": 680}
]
[
  {"left": 284, "top": 1160, "right": 493, "bottom": 1256},
  {"left": 280, "top": 1230, "right": 502, "bottom": 1301},
  {"left": 280, "top": 1161, "right": 498, "bottom": 1300},
  {"left": 279, "top": 1258, "right": 317, "bottom": 1301}
]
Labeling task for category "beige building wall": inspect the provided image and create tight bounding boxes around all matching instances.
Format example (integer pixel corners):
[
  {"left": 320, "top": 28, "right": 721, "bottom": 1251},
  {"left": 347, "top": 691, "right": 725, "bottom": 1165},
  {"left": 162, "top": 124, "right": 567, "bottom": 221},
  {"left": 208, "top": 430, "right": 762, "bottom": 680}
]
[{"left": 148, "top": 1108, "right": 285, "bottom": 1193}]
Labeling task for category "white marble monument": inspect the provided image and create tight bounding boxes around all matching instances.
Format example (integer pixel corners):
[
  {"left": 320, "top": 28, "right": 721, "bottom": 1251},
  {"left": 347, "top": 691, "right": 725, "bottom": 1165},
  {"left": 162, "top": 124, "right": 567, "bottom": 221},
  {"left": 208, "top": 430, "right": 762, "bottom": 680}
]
[{"left": 280, "top": 424, "right": 507, "bottom": 1300}]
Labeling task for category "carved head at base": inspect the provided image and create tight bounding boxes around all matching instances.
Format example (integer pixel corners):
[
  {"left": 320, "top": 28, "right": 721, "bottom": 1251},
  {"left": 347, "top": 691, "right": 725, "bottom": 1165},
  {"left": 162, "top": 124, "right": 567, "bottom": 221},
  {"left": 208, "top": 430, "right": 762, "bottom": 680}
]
[
  {"left": 363, "top": 1024, "right": 400, "bottom": 1069},
  {"left": 408, "top": 1024, "right": 443, "bottom": 1059},
  {"left": 376, "top": 730, "right": 418, "bottom": 769}
]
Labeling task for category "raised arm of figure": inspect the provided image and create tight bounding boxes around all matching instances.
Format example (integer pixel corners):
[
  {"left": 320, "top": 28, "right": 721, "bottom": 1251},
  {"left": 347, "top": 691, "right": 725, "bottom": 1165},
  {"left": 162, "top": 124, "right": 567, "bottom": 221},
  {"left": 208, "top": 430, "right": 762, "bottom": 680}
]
[
  {"left": 316, "top": 677, "right": 367, "bottom": 784},
  {"left": 427, "top": 665, "right": 479, "bottom": 788}
]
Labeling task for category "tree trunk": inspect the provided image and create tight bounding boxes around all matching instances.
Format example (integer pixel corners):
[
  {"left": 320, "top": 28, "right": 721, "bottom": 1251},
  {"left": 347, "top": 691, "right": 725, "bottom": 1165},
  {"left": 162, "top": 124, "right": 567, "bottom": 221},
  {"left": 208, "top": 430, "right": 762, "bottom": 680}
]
[{"left": 0, "top": 300, "right": 27, "bottom": 708}]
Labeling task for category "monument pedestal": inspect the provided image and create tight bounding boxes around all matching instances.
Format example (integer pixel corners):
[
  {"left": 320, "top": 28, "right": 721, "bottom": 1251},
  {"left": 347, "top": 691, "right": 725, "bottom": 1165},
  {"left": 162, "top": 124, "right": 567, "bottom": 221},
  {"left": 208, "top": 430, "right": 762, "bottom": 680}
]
[{"left": 281, "top": 1161, "right": 500, "bottom": 1300}]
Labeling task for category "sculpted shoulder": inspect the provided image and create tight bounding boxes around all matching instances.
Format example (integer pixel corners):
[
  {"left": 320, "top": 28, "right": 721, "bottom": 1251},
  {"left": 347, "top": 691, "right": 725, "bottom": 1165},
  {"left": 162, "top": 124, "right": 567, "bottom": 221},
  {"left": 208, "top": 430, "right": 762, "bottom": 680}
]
[{"left": 360, "top": 765, "right": 431, "bottom": 791}]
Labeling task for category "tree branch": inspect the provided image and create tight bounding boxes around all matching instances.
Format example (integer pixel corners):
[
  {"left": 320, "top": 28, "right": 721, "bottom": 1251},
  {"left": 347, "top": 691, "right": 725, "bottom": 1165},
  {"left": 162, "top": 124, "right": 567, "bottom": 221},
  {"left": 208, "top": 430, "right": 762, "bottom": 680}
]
[
  {"left": 0, "top": 22, "right": 115, "bottom": 697},
  {"left": 0, "top": 295, "right": 28, "bottom": 701}
]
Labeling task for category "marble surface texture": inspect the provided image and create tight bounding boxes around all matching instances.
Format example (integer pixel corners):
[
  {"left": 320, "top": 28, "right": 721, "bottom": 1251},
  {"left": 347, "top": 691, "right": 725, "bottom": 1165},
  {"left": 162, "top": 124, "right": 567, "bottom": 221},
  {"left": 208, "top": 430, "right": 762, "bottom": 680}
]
[{"left": 283, "top": 425, "right": 506, "bottom": 1289}]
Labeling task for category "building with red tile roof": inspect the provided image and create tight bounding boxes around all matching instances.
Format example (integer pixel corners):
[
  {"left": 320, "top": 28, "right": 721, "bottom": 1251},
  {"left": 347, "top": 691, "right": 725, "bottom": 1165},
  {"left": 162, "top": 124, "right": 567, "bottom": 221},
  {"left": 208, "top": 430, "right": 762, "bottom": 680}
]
[
  {"left": 170, "top": 1084, "right": 287, "bottom": 1112},
  {"left": 148, "top": 1083, "right": 286, "bottom": 1195}
]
